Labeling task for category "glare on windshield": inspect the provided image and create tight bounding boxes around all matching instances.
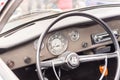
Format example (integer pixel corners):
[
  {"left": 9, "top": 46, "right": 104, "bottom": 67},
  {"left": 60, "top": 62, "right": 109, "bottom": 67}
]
[{"left": 10, "top": 0, "right": 120, "bottom": 20}]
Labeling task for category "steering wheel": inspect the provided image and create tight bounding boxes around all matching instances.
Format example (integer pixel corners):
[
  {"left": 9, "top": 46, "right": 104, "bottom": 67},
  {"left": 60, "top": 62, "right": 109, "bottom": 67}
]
[{"left": 36, "top": 12, "right": 120, "bottom": 80}]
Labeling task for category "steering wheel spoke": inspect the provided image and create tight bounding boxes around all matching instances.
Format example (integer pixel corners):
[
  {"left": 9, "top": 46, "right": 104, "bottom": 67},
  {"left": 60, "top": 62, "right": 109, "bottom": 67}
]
[
  {"left": 79, "top": 52, "right": 117, "bottom": 63},
  {"left": 41, "top": 52, "right": 118, "bottom": 68},
  {"left": 41, "top": 57, "right": 65, "bottom": 68}
]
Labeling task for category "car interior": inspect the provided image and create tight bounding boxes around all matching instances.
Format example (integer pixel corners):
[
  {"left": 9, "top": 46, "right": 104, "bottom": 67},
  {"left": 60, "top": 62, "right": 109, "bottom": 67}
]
[{"left": 0, "top": 1, "right": 120, "bottom": 80}]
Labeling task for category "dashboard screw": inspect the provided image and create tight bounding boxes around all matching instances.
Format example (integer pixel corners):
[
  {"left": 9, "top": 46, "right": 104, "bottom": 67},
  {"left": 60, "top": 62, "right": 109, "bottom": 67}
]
[
  {"left": 24, "top": 57, "right": 31, "bottom": 64},
  {"left": 82, "top": 42, "right": 88, "bottom": 48},
  {"left": 7, "top": 60, "right": 15, "bottom": 68}
]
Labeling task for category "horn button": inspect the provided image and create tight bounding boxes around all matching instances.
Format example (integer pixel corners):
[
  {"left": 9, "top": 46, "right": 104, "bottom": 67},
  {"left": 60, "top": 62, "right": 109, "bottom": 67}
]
[{"left": 61, "top": 52, "right": 80, "bottom": 69}]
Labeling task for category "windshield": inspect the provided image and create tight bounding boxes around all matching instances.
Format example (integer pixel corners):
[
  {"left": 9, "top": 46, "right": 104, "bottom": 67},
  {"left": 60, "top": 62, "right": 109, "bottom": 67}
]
[
  {"left": 10, "top": 0, "right": 120, "bottom": 20},
  {"left": 1, "top": 0, "right": 120, "bottom": 35}
]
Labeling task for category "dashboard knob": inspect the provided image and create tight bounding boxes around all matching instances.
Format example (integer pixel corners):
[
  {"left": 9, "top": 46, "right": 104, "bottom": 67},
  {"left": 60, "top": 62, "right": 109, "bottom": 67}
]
[
  {"left": 24, "top": 57, "right": 31, "bottom": 64},
  {"left": 7, "top": 60, "right": 15, "bottom": 68}
]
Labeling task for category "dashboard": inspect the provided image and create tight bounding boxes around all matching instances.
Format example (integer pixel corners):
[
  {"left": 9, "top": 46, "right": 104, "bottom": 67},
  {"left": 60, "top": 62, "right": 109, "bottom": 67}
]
[{"left": 0, "top": 17, "right": 120, "bottom": 70}]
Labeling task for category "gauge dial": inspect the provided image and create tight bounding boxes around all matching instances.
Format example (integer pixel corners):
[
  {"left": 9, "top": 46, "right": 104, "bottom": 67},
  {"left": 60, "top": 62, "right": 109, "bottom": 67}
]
[
  {"left": 69, "top": 30, "right": 80, "bottom": 41},
  {"left": 34, "top": 39, "right": 44, "bottom": 50},
  {"left": 47, "top": 32, "right": 68, "bottom": 55}
]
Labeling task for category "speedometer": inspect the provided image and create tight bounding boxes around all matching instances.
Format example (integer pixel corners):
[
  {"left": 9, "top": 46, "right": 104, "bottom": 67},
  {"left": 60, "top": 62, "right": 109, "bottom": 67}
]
[{"left": 47, "top": 32, "right": 68, "bottom": 55}]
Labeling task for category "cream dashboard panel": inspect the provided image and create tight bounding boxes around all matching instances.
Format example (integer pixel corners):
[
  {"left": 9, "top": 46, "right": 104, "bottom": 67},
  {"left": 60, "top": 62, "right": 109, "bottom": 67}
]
[{"left": 0, "top": 20, "right": 120, "bottom": 70}]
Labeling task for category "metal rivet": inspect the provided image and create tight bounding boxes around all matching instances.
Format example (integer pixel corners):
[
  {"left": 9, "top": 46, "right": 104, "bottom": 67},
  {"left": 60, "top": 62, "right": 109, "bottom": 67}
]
[
  {"left": 7, "top": 60, "right": 15, "bottom": 68},
  {"left": 82, "top": 42, "right": 88, "bottom": 48},
  {"left": 24, "top": 57, "right": 31, "bottom": 64}
]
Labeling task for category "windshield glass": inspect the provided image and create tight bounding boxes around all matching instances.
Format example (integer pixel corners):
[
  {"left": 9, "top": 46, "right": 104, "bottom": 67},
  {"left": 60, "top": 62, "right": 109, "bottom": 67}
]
[
  {"left": 1, "top": 0, "right": 120, "bottom": 34},
  {"left": 10, "top": 0, "right": 120, "bottom": 20}
]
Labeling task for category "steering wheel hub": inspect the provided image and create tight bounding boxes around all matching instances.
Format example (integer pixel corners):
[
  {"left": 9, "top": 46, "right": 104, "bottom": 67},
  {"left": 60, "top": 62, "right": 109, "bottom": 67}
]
[{"left": 65, "top": 52, "right": 80, "bottom": 69}]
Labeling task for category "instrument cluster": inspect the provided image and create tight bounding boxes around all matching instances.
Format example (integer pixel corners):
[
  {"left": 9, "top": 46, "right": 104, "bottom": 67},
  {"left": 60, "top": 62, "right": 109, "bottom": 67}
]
[
  {"left": 34, "top": 29, "right": 80, "bottom": 56},
  {"left": 47, "top": 29, "right": 80, "bottom": 55}
]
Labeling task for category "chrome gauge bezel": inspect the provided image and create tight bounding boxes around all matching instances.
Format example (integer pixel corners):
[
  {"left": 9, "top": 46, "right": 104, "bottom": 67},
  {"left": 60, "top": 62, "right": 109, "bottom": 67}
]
[
  {"left": 68, "top": 29, "right": 80, "bottom": 41},
  {"left": 34, "top": 39, "right": 44, "bottom": 50},
  {"left": 47, "top": 32, "right": 68, "bottom": 55}
]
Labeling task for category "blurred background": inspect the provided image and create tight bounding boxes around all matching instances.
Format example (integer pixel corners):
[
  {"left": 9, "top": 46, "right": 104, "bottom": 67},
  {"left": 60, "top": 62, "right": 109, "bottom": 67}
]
[
  {"left": 1, "top": 0, "right": 120, "bottom": 19},
  {"left": 19, "top": 0, "right": 120, "bottom": 12}
]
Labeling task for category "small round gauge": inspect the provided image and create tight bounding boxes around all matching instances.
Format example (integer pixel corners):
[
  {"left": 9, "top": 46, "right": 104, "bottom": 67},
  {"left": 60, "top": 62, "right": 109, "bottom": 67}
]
[
  {"left": 69, "top": 30, "right": 80, "bottom": 41},
  {"left": 34, "top": 39, "right": 44, "bottom": 50},
  {"left": 47, "top": 32, "right": 68, "bottom": 55}
]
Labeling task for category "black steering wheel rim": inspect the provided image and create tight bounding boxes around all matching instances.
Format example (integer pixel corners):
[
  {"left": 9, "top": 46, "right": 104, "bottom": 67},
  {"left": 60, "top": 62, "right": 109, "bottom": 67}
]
[{"left": 36, "top": 12, "right": 120, "bottom": 80}]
